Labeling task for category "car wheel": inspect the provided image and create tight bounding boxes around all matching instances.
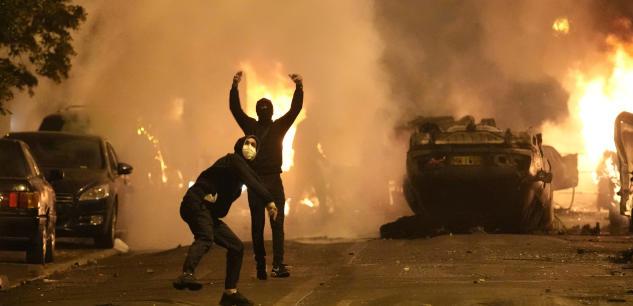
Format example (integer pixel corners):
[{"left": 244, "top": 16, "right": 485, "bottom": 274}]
[
  {"left": 45, "top": 225, "right": 55, "bottom": 263},
  {"left": 94, "top": 206, "right": 116, "bottom": 249},
  {"left": 26, "top": 223, "right": 47, "bottom": 264}
]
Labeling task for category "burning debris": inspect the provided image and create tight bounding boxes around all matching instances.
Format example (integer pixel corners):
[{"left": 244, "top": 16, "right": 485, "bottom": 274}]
[{"left": 552, "top": 17, "right": 570, "bottom": 36}]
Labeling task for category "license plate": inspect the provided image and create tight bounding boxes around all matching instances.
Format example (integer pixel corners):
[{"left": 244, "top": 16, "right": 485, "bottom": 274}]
[{"left": 451, "top": 155, "right": 482, "bottom": 166}]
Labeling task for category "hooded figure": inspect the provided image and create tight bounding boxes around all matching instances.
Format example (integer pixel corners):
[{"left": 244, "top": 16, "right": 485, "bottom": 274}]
[
  {"left": 255, "top": 98, "right": 274, "bottom": 122},
  {"left": 173, "top": 135, "right": 277, "bottom": 306},
  {"left": 229, "top": 71, "right": 303, "bottom": 279}
]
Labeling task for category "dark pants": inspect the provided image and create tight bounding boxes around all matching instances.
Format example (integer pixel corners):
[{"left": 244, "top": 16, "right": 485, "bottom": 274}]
[
  {"left": 248, "top": 173, "right": 285, "bottom": 267},
  {"left": 180, "top": 196, "right": 244, "bottom": 289}
]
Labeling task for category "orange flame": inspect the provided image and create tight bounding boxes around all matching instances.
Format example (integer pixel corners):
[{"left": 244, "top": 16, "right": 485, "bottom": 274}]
[
  {"left": 552, "top": 17, "right": 570, "bottom": 35},
  {"left": 544, "top": 35, "right": 633, "bottom": 202},
  {"left": 137, "top": 122, "right": 169, "bottom": 184},
  {"left": 573, "top": 38, "right": 633, "bottom": 171},
  {"left": 239, "top": 63, "right": 306, "bottom": 172}
]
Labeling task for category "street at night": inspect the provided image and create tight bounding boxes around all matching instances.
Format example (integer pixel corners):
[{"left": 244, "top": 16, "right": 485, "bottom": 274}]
[
  {"left": 1, "top": 234, "right": 633, "bottom": 305},
  {"left": 2, "top": 1, "right": 633, "bottom": 305}
]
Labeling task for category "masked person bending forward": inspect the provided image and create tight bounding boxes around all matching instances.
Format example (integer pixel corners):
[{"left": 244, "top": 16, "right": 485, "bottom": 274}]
[{"left": 173, "top": 135, "right": 278, "bottom": 306}]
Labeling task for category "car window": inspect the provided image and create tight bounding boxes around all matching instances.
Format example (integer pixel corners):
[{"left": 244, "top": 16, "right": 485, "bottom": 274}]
[
  {"left": 0, "top": 142, "right": 30, "bottom": 177},
  {"left": 106, "top": 143, "right": 118, "bottom": 173},
  {"left": 21, "top": 144, "right": 41, "bottom": 176},
  {"left": 11, "top": 135, "right": 105, "bottom": 169}
]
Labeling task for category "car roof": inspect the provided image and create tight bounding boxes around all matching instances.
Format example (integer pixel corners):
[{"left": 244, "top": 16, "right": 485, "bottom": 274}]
[{"left": 7, "top": 131, "right": 104, "bottom": 142}]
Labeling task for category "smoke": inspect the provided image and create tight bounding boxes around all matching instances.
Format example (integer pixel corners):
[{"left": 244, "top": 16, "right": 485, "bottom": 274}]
[
  {"left": 374, "top": 0, "right": 633, "bottom": 212},
  {"left": 10, "top": 1, "right": 632, "bottom": 249},
  {"left": 374, "top": 0, "right": 606, "bottom": 130},
  {"left": 9, "top": 0, "right": 406, "bottom": 249}
]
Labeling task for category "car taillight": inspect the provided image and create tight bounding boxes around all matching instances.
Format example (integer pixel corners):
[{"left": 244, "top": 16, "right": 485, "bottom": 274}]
[
  {"left": 0, "top": 191, "right": 39, "bottom": 209},
  {"left": 19, "top": 192, "right": 40, "bottom": 209}
]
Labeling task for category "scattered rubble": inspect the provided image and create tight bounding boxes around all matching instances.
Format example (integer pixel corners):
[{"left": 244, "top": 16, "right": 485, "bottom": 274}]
[{"left": 612, "top": 249, "right": 633, "bottom": 264}]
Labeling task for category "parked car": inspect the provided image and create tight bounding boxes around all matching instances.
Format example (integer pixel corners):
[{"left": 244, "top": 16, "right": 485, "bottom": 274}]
[
  {"left": 5, "top": 132, "right": 133, "bottom": 248},
  {"left": 0, "top": 138, "right": 56, "bottom": 263},
  {"left": 402, "top": 116, "right": 558, "bottom": 232}
]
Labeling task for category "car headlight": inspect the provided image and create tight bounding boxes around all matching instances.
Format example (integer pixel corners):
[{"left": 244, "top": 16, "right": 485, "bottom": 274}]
[{"left": 79, "top": 184, "right": 110, "bottom": 201}]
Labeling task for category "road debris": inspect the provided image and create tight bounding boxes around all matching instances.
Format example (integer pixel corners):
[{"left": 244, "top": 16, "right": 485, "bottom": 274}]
[{"left": 114, "top": 239, "right": 130, "bottom": 253}]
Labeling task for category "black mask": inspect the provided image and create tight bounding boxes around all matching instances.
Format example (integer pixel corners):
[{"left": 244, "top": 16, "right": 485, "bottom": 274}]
[{"left": 256, "top": 98, "right": 273, "bottom": 122}]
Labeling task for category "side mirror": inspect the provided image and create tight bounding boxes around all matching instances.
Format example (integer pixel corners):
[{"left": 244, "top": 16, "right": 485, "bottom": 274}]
[
  {"left": 117, "top": 162, "right": 134, "bottom": 175},
  {"left": 46, "top": 169, "right": 65, "bottom": 182},
  {"left": 536, "top": 171, "right": 553, "bottom": 183}
]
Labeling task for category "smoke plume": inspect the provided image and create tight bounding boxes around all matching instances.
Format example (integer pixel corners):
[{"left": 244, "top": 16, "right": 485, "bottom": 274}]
[
  {"left": 9, "top": 0, "right": 406, "bottom": 249},
  {"left": 10, "top": 1, "right": 633, "bottom": 249}
]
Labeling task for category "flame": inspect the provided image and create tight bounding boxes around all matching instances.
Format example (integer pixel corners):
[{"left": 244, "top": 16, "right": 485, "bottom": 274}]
[
  {"left": 284, "top": 198, "right": 291, "bottom": 216},
  {"left": 571, "top": 38, "right": 633, "bottom": 170},
  {"left": 240, "top": 62, "right": 306, "bottom": 172},
  {"left": 300, "top": 196, "right": 319, "bottom": 208},
  {"left": 548, "top": 34, "right": 633, "bottom": 206},
  {"left": 137, "top": 122, "right": 169, "bottom": 184},
  {"left": 552, "top": 17, "right": 570, "bottom": 35}
]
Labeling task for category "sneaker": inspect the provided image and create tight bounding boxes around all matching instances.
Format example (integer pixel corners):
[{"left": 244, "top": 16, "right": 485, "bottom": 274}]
[
  {"left": 219, "top": 291, "right": 254, "bottom": 306},
  {"left": 271, "top": 264, "right": 290, "bottom": 278},
  {"left": 172, "top": 272, "right": 202, "bottom": 291}
]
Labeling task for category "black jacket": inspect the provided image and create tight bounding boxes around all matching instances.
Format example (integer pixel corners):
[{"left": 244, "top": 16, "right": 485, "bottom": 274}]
[
  {"left": 230, "top": 84, "right": 303, "bottom": 175},
  {"left": 186, "top": 138, "right": 274, "bottom": 218}
]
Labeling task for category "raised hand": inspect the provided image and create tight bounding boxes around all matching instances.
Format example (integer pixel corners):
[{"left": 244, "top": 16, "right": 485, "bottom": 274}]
[
  {"left": 288, "top": 73, "right": 302, "bottom": 85},
  {"left": 233, "top": 71, "right": 243, "bottom": 85}
]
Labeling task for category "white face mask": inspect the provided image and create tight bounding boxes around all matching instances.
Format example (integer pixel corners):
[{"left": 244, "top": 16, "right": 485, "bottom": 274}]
[{"left": 242, "top": 143, "right": 257, "bottom": 160}]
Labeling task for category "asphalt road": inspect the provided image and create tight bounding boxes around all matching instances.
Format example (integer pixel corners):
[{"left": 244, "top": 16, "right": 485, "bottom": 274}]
[
  {"left": 0, "top": 238, "right": 120, "bottom": 290},
  {"left": 0, "top": 233, "right": 632, "bottom": 306}
]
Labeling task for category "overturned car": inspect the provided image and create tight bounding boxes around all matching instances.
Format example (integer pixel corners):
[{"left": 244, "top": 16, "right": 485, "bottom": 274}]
[{"left": 400, "top": 116, "right": 577, "bottom": 233}]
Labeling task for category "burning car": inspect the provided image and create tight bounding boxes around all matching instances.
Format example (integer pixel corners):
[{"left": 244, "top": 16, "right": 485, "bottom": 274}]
[{"left": 401, "top": 116, "right": 574, "bottom": 233}]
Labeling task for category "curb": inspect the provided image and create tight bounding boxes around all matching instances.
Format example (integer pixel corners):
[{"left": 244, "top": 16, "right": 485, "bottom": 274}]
[{"left": 3, "top": 248, "right": 121, "bottom": 290}]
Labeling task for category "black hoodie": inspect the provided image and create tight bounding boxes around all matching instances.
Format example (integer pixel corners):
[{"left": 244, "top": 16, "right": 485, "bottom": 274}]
[
  {"left": 230, "top": 83, "right": 303, "bottom": 175},
  {"left": 185, "top": 136, "right": 274, "bottom": 218}
]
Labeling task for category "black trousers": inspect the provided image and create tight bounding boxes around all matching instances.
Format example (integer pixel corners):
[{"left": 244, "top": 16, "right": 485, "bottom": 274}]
[
  {"left": 180, "top": 196, "right": 244, "bottom": 289},
  {"left": 248, "top": 173, "right": 285, "bottom": 267}
]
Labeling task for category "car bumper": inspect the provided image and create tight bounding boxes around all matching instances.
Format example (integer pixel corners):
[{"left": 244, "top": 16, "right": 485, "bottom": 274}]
[
  {"left": 0, "top": 214, "right": 43, "bottom": 242},
  {"left": 56, "top": 197, "right": 111, "bottom": 237}
]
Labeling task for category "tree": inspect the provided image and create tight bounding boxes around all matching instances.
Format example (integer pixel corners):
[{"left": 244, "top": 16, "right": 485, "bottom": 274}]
[{"left": 0, "top": 0, "right": 86, "bottom": 115}]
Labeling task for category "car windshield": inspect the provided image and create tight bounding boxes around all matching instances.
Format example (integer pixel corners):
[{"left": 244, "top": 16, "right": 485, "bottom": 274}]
[
  {"left": 11, "top": 134, "right": 104, "bottom": 169},
  {"left": 0, "top": 142, "right": 29, "bottom": 177}
]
